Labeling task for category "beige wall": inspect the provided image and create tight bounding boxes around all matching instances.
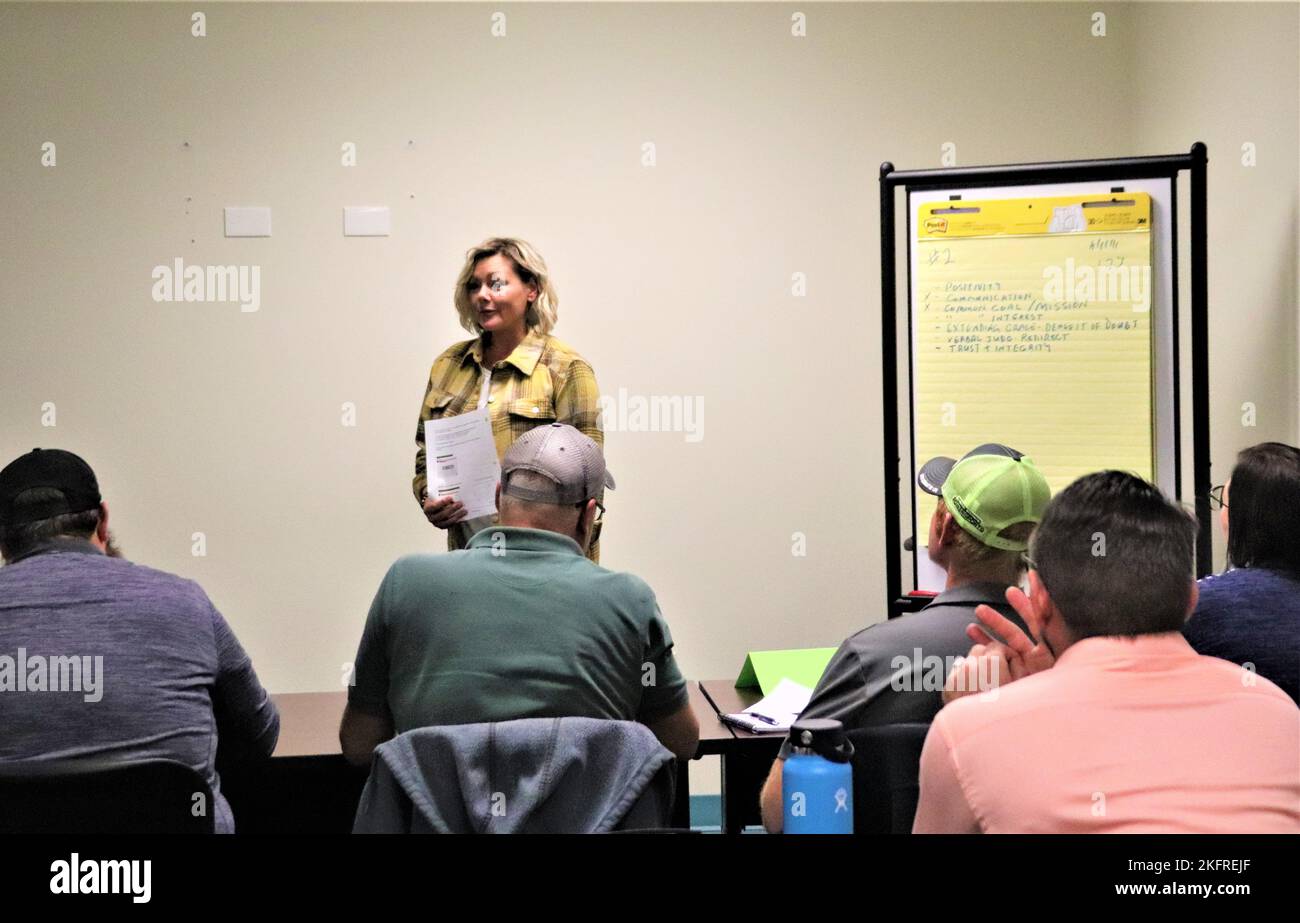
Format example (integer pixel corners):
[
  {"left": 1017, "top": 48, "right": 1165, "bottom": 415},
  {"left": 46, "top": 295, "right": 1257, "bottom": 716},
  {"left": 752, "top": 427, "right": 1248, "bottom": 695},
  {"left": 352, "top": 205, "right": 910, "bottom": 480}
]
[
  {"left": 1, "top": 2, "right": 1295, "bottom": 706},
  {"left": 1130, "top": 1, "right": 1300, "bottom": 569}
]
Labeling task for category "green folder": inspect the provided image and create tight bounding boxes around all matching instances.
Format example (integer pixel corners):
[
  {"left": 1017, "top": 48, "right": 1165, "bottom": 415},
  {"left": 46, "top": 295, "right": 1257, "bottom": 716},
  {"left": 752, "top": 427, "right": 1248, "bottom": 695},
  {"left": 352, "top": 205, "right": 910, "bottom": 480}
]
[{"left": 734, "top": 647, "right": 838, "bottom": 695}]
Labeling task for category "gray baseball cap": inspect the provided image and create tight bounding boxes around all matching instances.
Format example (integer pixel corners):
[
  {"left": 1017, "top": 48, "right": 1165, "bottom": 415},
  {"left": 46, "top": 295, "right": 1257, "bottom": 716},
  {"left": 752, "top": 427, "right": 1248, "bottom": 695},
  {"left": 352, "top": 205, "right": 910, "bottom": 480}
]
[{"left": 501, "top": 423, "right": 616, "bottom": 505}]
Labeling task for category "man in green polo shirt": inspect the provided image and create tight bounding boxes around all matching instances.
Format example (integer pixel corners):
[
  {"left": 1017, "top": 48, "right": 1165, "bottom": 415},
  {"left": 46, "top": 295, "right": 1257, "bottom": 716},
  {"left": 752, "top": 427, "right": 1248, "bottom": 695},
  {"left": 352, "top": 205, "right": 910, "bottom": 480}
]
[{"left": 340, "top": 423, "right": 699, "bottom": 766}]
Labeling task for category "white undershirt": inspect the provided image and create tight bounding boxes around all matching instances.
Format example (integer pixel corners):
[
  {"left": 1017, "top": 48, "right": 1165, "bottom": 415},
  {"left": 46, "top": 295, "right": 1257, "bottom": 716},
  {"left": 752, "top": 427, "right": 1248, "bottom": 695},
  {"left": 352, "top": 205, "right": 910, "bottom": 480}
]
[
  {"left": 476, "top": 363, "right": 492, "bottom": 410},
  {"left": 458, "top": 362, "right": 498, "bottom": 541}
]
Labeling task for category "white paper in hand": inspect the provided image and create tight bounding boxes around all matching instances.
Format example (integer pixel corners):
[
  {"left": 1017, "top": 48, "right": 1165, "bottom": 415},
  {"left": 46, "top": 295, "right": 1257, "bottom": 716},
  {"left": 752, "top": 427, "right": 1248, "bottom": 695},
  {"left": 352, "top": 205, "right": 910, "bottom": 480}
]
[{"left": 424, "top": 409, "right": 501, "bottom": 520}]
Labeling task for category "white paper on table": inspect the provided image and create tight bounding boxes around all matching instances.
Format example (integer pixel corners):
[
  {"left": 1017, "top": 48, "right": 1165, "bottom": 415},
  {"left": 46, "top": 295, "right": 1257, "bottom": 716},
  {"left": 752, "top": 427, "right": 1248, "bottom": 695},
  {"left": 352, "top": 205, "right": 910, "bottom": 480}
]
[
  {"left": 424, "top": 409, "right": 501, "bottom": 520},
  {"left": 722, "top": 678, "right": 813, "bottom": 734}
]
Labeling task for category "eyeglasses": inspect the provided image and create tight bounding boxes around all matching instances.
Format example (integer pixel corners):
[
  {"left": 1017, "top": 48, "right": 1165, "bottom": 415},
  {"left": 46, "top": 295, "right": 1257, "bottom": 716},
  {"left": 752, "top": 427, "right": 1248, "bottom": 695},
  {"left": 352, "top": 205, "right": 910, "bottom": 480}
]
[
  {"left": 1022, "top": 554, "right": 1049, "bottom": 588},
  {"left": 577, "top": 499, "right": 605, "bottom": 529},
  {"left": 577, "top": 499, "right": 606, "bottom": 549},
  {"left": 1208, "top": 485, "right": 1227, "bottom": 510}
]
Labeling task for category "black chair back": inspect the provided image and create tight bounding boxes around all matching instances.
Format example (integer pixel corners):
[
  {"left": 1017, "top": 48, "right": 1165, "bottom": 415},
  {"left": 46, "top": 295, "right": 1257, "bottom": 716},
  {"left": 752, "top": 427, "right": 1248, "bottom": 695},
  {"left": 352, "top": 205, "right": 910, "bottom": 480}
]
[
  {"left": 846, "top": 723, "right": 930, "bottom": 834},
  {"left": 0, "top": 758, "right": 215, "bottom": 834}
]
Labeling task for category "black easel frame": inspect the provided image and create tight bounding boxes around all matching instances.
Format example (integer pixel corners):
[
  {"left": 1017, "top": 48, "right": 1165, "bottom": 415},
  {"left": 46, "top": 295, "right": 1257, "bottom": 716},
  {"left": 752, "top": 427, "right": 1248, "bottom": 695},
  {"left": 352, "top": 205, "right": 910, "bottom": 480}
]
[{"left": 879, "top": 144, "right": 1210, "bottom": 618}]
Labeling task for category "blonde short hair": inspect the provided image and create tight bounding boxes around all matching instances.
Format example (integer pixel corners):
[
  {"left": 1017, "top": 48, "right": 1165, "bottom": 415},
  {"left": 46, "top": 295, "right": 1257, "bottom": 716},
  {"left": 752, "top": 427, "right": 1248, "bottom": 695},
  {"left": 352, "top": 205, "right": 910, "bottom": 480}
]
[{"left": 453, "top": 237, "right": 559, "bottom": 335}]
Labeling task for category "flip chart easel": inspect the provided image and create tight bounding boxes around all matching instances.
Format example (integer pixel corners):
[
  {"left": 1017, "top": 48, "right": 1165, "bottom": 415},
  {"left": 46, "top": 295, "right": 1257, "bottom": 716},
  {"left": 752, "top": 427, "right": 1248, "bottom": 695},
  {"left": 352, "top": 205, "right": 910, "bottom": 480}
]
[{"left": 879, "top": 147, "right": 1210, "bottom": 617}]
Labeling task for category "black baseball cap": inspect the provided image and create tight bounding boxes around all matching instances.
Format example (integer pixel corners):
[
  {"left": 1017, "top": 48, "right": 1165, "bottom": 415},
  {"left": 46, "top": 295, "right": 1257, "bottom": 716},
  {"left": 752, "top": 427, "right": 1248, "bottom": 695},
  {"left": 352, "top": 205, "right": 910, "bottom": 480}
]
[
  {"left": 917, "top": 443, "right": 1026, "bottom": 496},
  {"left": 0, "top": 449, "right": 102, "bottom": 527}
]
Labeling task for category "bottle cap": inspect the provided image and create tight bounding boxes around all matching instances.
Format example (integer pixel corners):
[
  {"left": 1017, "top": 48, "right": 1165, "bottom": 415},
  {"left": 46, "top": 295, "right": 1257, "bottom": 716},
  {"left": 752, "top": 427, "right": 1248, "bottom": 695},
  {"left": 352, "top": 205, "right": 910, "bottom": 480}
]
[{"left": 790, "top": 718, "right": 854, "bottom": 763}]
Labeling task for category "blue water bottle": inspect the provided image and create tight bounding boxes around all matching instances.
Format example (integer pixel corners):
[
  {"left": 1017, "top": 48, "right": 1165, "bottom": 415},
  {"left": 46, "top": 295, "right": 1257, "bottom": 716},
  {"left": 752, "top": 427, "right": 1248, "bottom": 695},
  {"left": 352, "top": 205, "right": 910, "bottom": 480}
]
[{"left": 783, "top": 718, "right": 854, "bottom": 834}]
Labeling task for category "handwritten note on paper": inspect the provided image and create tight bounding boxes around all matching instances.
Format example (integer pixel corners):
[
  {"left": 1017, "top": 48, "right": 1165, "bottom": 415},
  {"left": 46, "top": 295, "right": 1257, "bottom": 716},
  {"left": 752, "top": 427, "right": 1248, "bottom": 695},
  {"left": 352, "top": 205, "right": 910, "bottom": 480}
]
[{"left": 912, "top": 193, "right": 1155, "bottom": 543}]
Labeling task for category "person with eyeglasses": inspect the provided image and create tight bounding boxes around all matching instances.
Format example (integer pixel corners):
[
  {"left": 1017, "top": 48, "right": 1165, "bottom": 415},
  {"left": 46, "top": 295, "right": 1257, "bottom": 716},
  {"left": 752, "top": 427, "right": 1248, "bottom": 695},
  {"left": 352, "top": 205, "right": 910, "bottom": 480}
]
[
  {"left": 923, "top": 471, "right": 1299, "bottom": 833},
  {"left": 1183, "top": 442, "right": 1300, "bottom": 704},
  {"left": 413, "top": 237, "right": 606, "bottom": 562},
  {"left": 341, "top": 424, "right": 699, "bottom": 767}
]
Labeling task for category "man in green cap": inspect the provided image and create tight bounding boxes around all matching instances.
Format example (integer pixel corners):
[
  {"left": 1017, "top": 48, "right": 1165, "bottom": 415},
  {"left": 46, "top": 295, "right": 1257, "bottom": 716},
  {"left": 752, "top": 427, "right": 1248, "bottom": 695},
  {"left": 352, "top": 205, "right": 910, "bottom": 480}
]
[{"left": 760, "top": 443, "right": 1051, "bottom": 832}]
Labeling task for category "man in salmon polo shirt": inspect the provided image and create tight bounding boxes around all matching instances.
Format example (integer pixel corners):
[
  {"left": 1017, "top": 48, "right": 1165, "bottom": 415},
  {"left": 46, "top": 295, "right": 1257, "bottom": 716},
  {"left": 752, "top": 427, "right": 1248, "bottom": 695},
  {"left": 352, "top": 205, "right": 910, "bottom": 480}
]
[{"left": 915, "top": 470, "right": 1300, "bottom": 834}]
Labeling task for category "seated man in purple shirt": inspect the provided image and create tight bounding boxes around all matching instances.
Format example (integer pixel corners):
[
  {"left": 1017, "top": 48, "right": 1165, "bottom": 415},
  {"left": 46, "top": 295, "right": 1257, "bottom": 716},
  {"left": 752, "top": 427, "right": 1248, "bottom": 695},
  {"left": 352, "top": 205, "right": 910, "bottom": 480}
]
[{"left": 0, "top": 448, "right": 279, "bottom": 833}]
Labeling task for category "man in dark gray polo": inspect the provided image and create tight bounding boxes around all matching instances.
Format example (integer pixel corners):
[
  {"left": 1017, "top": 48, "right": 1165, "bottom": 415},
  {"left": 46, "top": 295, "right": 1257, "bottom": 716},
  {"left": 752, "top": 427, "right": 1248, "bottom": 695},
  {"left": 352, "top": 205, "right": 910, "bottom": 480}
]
[
  {"left": 0, "top": 448, "right": 280, "bottom": 833},
  {"left": 760, "top": 443, "right": 1051, "bottom": 832},
  {"left": 340, "top": 423, "right": 699, "bottom": 766}
]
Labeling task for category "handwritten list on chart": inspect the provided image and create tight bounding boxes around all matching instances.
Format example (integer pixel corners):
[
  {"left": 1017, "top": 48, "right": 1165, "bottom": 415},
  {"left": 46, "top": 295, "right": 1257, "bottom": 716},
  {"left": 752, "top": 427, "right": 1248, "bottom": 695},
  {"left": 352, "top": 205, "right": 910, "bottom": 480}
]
[{"left": 911, "top": 193, "right": 1156, "bottom": 529}]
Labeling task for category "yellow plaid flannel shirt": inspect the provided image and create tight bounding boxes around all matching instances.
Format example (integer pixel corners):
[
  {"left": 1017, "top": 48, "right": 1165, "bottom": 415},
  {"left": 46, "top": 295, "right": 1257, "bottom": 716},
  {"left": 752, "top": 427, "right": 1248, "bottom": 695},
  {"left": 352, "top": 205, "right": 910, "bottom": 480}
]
[{"left": 413, "top": 329, "right": 605, "bottom": 561}]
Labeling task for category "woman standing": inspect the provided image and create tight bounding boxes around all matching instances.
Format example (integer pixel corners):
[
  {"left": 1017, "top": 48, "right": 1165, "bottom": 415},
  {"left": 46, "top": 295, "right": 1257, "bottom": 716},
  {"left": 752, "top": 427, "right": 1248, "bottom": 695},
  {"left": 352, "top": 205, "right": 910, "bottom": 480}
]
[{"left": 413, "top": 237, "right": 606, "bottom": 560}]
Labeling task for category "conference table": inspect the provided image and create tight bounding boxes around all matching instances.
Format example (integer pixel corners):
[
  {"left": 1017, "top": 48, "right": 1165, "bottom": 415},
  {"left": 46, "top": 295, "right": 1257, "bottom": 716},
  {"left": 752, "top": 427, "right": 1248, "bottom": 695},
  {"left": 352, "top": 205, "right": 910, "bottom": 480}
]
[{"left": 220, "top": 681, "right": 783, "bottom": 834}]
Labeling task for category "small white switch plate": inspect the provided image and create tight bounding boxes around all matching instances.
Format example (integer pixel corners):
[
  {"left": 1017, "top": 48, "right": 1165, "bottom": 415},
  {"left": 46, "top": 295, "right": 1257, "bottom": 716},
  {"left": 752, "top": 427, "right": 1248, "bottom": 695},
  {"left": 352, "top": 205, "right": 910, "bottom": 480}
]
[
  {"left": 343, "top": 206, "right": 391, "bottom": 237},
  {"left": 223, "top": 206, "right": 272, "bottom": 237}
]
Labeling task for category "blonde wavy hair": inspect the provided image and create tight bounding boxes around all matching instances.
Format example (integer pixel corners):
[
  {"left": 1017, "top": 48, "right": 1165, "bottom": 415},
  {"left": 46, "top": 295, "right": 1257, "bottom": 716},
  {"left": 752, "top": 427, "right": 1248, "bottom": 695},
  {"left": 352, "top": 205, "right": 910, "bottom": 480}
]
[{"left": 453, "top": 237, "right": 559, "bottom": 336}]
